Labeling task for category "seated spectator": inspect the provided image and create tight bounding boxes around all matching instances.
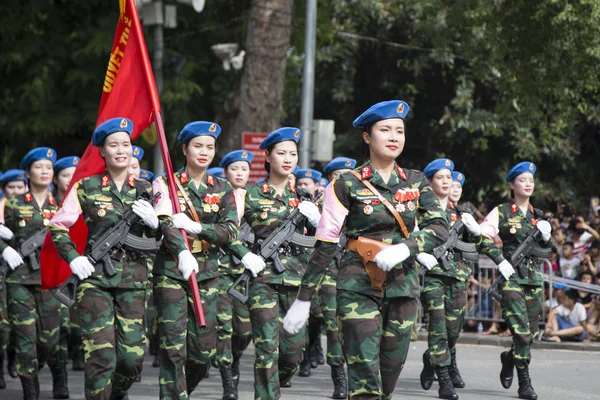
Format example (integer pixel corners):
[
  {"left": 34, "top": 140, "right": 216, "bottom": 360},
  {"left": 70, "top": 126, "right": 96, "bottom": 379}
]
[
  {"left": 560, "top": 242, "right": 581, "bottom": 279},
  {"left": 552, "top": 227, "right": 567, "bottom": 257},
  {"left": 577, "top": 271, "right": 595, "bottom": 316},
  {"left": 543, "top": 282, "right": 568, "bottom": 315},
  {"left": 583, "top": 241, "right": 600, "bottom": 276},
  {"left": 550, "top": 215, "right": 562, "bottom": 231},
  {"left": 545, "top": 246, "right": 560, "bottom": 276},
  {"left": 544, "top": 289, "right": 592, "bottom": 343},
  {"left": 567, "top": 217, "right": 600, "bottom": 261}
]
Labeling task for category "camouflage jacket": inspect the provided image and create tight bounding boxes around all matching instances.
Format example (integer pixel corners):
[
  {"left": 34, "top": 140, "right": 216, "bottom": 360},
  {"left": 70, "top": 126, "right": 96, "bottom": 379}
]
[
  {"left": 298, "top": 162, "right": 449, "bottom": 301},
  {"left": 227, "top": 180, "right": 310, "bottom": 287},
  {"left": 153, "top": 171, "right": 239, "bottom": 282},
  {"left": 0, "top": 192, "right": 58, "bottom": 285},
  {"left": 49, "top": 173, "right": 177, "bottom": 289},
  {"left": 218, "top": 188, "right": 247, "bottom": 276},
  {"left": 479, "top": 201, "right": 551, "bottom": 286}
]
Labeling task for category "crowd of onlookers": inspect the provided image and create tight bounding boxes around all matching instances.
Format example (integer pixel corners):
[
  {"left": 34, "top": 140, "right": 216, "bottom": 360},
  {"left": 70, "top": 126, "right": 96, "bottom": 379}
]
[{"left": 461, "top": 198, "right": 600, "bottom": 343}]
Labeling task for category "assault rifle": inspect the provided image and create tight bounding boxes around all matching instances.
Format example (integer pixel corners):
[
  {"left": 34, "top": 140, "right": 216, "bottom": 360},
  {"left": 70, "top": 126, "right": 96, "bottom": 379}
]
[
  {"left": 53, "top": 192, "right": 160, "bottom": 308},
  {"left": 432, "top": 207, "right": 478, "bottom": 270},
  {"left": 227, "top": 191, "right": 321, "bottom": 304},
  {"left": 0, "top": 227, "right": 49, "bottom": 290},
  {"left": 488, "top": 212, "right": 552, "bottom": 302}
]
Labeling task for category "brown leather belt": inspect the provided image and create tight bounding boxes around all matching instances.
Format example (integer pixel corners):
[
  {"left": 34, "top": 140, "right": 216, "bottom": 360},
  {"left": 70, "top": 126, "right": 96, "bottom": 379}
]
[
  {"left": 188, "top": 238, "right": 211, "bottom": 253},
  {"left": 346, "top": 238, "right": 359, "bottom": 252}
]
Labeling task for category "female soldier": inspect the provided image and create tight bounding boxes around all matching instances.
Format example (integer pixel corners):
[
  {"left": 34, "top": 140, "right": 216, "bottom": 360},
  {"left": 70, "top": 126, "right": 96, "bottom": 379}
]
[
  {"left": 53, "top": 157, "right": 80, "bottom": 204},
  {"left": 215, "top": 150, "right": 254, "bottom": 400},
  {"left": 152, "top": 121, "right": 239, "bottom": 399},
  {"left": 226, "top": 127, "right": 321, "bottom": 400},
  {"left": 449, "top": 171, "right": 464, "bottom": 205},
  {"left": 0, "top": 148, "right": 67, "bottom": 399},
  {"left": 49, "top": 118, "right": 195, "bottom": 400},
  {"left": 479, "top": 162, "right": 551, "bottom": 400},
  {"left": 128, "top": 145, "right": 144, "bottom": 178},
  {"left": 283, "top": 100, "right": 449, "bottom": 400},
  {"left": 416, "top": 160, "right": 481, "bottom": 400}
]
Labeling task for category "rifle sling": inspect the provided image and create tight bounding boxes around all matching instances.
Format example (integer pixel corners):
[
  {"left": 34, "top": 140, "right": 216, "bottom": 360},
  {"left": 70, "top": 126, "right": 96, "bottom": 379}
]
[{"left": 174, "top": 177, "right": 211, "bottom": 252}]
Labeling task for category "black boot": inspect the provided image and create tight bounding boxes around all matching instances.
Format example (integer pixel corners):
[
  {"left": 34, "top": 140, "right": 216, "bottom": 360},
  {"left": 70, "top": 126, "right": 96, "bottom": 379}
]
[
  {"left": 50, "top": 364, "right": 70, "bottom": 399},
  {"left": 299, "top": 350, "right": 311, "bottom": 377},
  {"left": 499, "top": 351, "right": 514, "bottom": 389},
  {"left": 280, "top": 371, "right": 294, "bottom": 388},
  {"left": 449, "top": 353, "right": 465, "bottom": 389},
  {"left": 0, "top": 352, "right": 5, "bottom": 389},
  {"left": 20, "top": 375, "right": 37, "bottom": 400},
  {"left": 231, "top": 356, "right": 240, "bottom": 384},
  {"left": 7, "top": 345, "right": 16, "bottom": 379},
  {"left": 435, "top": 366, "right": 458, "bottom": 400},
  {"left": 308, "top": 341, "right": 318, "bottom": 369},
  {"left": 331, "top": 365, "right": 347, "bottom": 399},
  {"left": 517, "top": 367, "right": 537, "bottom": 400},
  {"left": 420, "top": 350, "right": 435, "bottom": 390},
  {"left": 219, "top": 365, "right": 238, "bottom": 400},
  {"left": 315, "top": 341, "right": 325, "bottom": 366},
  {"left": 72, "top": 349, "right": 84, "bottom": 372},
  {"left": 152, "top": 353, "right": 160, "bottom": 368}
]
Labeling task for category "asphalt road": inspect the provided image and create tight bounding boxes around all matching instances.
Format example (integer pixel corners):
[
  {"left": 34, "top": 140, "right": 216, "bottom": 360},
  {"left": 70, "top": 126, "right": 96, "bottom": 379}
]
[{"left": 2, "top": 341, "right": 598, "bottom": 399}]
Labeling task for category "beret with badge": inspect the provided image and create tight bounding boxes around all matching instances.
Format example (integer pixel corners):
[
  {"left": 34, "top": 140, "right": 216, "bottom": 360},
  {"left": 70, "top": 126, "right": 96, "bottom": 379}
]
[
  {"left": 352, "top": 100, "right": 411, "bottom": 129},
  {"left": 20, "top": 147, "right": 57, "bottom": 169},
  {"left": 92, "top": 117, "right": 133, "bottom": 146},
  {"left": 424, "top": 158, "right": 454, "bottom": 179}
]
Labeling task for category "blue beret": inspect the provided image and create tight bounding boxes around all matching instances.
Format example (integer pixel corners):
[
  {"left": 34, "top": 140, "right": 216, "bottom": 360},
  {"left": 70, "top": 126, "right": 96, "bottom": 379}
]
[
  {"left": 323, "top": 157, "right": 357, "bottom": 173},
  {"left": 294, "top": 168, "right": 322, "bottom": 182},
  {"left": 178, "top": 166, "right": 185, "bottom": 172},
  {"left": 320, "top": 178, "right": 329, "bottom": 187},
  {"left": 259, "top": 127, "right": 302, "bottom": 150},
  {"left": 207, "top": 167, "right": 225, "bottom": 178},
  {"left": 553, "top": 282, "right": 569, "bottom": 291},
  {"left": 506, "top": 161, "right": 536, "bottom": 182},
  {"left": 132, "top": 146, "right": 144, "bottom": 161},
  {"left": 352, "top": 100, "right": 411, "bottom": 128},
  {"left": 92, "top": 118, "right": 133, "bottom": 146},
  {"left": 54, "top": 156, "right": 80, "bottom": 174},
  {"left": 219, "top": 150, "right": 254, "bottom": 168},
  {"left": 424, "top": 158, "right": 454, "bottom": 179},
  {"left": 293, "top": 166, "right": 300, "bottom": 174},
  {"left": 139, "top": 169, "right": 154, "bottom": 181},
  {"left": 20, "top": 147, "right": 57, "bottom": 169},
  {"left": 0, "top": 169, "right": 28, "bottom": 184},
  {"left": 452, "top": 171, "right": 465, "bottom": 185},
  {"left": 178, "top": 121, "right": 221, "bottom": 143}
]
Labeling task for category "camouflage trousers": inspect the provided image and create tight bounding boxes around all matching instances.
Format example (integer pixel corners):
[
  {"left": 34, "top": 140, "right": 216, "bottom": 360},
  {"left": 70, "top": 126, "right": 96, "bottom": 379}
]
[
  {"left": 6, "top": 283, "right": 61, "bottom": 376},
  {"left": 77, "top": 281, "right": 147, "bottom": 400},
  {"left": 0, "top": 287, "right": 9, "bottom": 353},
  {"left": 421, "top": 275, "right": 467, "bottom": 367},
  {"left": 154, "top": 275, "right": 219, "bottom": 400},
  {"left": 68, "top": 306, "right": 82, "bottom": 357},
  {"left": 215, "top": 274, "right": 252, "bottom": 367},
  {"left": 500, "top": 280, "right": 542, "bottom": 370},
  {"left": 310, "top": 275, "right": 344, "bottom": 367},
  {"left": 337, "top": 290, "right": 417, "bottom": 400},
  {"left": 248, "top": 281, "right": 306, "bottom": 400},
  {"left": 145, "top": 284, "right": 158, "bottom": 355},
  {"left": 47, "top": 303, "right": 70, "bottom": 369}
]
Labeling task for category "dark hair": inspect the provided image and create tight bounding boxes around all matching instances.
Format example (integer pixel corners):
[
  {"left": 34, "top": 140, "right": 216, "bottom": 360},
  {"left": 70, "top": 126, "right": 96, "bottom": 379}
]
[
  {"left": 565, "top": 289, "right": 579, "bottom": 301},
  {"left": 361, "top": 124, "right": 372, "bottom": 161},
  {"left": 579, "top": 271, "right": 593, "bottom": 281},
  {"left": 563, "top": 241, "right": 574, "bottom": 249}
]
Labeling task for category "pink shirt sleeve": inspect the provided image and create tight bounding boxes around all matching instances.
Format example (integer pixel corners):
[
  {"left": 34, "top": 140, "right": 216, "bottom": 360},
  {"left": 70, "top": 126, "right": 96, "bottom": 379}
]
[
  {"left": 0, "top": 198, "right": 5, "bottom": 223},
  {"left": 49, "top": 184, "right": 82, "bottom": 230},
  {"left": 480, "top": 206, "right": 500, "bottom": 239},
  {"left": 314, "top": 181, "right": 348, "bottom": 243},
  {"left": 233, "top": 188, "right": 246, "bottom": 223}
]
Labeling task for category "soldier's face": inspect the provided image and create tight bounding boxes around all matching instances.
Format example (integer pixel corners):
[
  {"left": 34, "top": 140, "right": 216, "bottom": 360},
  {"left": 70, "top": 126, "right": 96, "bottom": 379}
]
[
  {"left": 296, "top": 178, "right": 317, "bottom": 196},
  {"left": 55, "top": 167, "right": 76, "bottom": 194},
  {"left": 329, "top": 169, "right": 351, "bottom": 181},
  {"left": 183, "top": 136, "right": 216, "bottom": 170},
  {"left": 128, "top": 157, "right": 141, "bottom": 178},
  {"left": 449, "top": 181, "right": 463, "bottom": 203},
  {"left": 430, "top": 169, "right": 452, "bottom": 198},
  {"left": 100, "top": 132, "right": 132, "bottom": 170},
  {"left": 27, "top": 159, "right": 54, "bottom": 188},
  {"left": 226, "top": 161, "right": 250, "bottom": 189},
  {"left": 509, "top": 172, "right": 535, "bottom": 198},
  {"left": 362, "top": 118, "right": 405, "bottom": 162},
  {"left": 265, "top": 141, "right": 298, "bottom": 178},
  {"left": 3, "top": 181, "right": 27, "bottom": 197}
]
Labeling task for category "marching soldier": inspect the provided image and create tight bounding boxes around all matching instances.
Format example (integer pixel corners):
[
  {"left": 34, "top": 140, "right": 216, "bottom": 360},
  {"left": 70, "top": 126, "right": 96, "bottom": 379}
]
[
  {"left": 152, "top": 121, "right": 240, "bottom": 399},
  {"left": 449, "top": 171, "right": 465, "bottom": 205},
  {"left": 139, "top": 169, "right": 154, "bottom": 182},
  {"left": 49, "top": 118, "right": 194, "bottom": 400},
  {"left": 0, "top": 148, "right": 68, "bottom": 399},
  {"left": 284, "top": 100, "right": 449, "bottom": 399},
  {"left": 479, "top": 162, "right": 552, "bottom": 400},
  {"left": 128, "top": 145, "right": 144, "bottom": 178},
  {"left": 215, "top": 150, "right": 254, "bottom": 400}
]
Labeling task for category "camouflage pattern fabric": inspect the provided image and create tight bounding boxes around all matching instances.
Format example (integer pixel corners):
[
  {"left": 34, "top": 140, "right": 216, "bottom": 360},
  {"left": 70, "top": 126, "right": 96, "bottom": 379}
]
[
  {"left": 316, "top": 273, "right": 344, "bottom": 367},
  {"left": 0, "top": 285, "right": 8, "bottom": 354},
  {"left": 47, "top": 303, "right": 70, "bottom": 371}
]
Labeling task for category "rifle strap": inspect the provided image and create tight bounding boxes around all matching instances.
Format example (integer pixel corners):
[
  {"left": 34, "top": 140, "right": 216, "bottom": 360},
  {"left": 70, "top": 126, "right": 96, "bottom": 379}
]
[
  {"left": 174, "top": 178, "right": 201, "bottom": 224},
  {"left": 348, "top": 170, "right": 409, "bottom": 239}
]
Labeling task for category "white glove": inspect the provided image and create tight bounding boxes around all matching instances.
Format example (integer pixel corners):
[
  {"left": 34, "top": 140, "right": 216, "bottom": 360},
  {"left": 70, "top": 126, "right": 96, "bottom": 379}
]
[
  {"left": 132, "top": 200, "right": 159, "bottom": 230},
  {"left": 416, "top": 253, "right": 438, "bottom": 270},
  {"left": 283, "top": 299, "right": 311, "bottom": 334},
  {"left": 373, "top": 243, "right": 410, "bottom": 272},
  {"left": 172, "top": 213, "right": 203, "bottom": 235},
  {"left": 298, "top": 201, "right": 321, "bottom": 228},
  {"left": 460, "top": 213, "right": 481, "bottom": 236},
  {"left": 2, "top": 247, "right": 24, "bottom": 270},
  {"left": 69, "top": 256, "right": 95, "bottom": 280},
  {"left": 0, "top": 225, "right": 14, "bottom": 240},
  {"left": 242, "top": 252, "right": 266, "bottom": 277},
  {"left": 178, "top": 250, "right": 199, "bottom": 280},
  {"left": 498, "top": 260, "right": 515, "bottom": 280},
  {"left": 536, "top": 220, "right": 551, "bottom": 241}
]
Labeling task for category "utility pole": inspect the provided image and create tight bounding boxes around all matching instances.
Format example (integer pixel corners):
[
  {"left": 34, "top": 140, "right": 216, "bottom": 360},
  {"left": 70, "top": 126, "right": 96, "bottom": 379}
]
[
  {"left": 299, "top": 0, "right": 317, "bottom": 169},
  {"left": 152, "top": 21, "right": 165, "bottom": 174}
]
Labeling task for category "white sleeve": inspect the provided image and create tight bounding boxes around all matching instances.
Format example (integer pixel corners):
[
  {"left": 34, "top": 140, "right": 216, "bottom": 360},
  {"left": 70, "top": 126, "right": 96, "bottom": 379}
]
[
  {"left": 480, "top": 207, "right": 500, "bottom": 239},
  {"left": 153, "top": 177, "right": 173, "bottom": 217},
  {"left": 575, "top": 303, "right": 587, "bottom": 323}
]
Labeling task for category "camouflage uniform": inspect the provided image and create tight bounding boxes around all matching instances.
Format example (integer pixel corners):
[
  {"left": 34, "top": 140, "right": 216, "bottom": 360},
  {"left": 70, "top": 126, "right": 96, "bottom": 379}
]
[
  {"left": 153, "top": 171, "right": 239, "bottom": 400},
  {"left": 0, "top": 198, "right": 10, "bottom": 374},
  {"left": 0, "top": 192, "right": 62, "bottom": 387},
  {"left": 50, "top": 173, "right": 174, "bottom": 400},
  {"left": 421, "top": 203, "right": 471, "bottom": 368},
  {"left": 479, "top": 202, "right": 550, "bottom": 370},
  {"left": 227, "top": 180, "right": 310, "bottom": 400},
  {"left": 298, "top": 162, "right": 449, "bottom": 399}
]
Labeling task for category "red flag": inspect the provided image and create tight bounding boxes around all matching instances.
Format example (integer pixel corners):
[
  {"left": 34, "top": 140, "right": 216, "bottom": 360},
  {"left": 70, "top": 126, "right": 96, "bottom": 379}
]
[{"left": 41, "top": 0, "right": 160, "bottom": 290}]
